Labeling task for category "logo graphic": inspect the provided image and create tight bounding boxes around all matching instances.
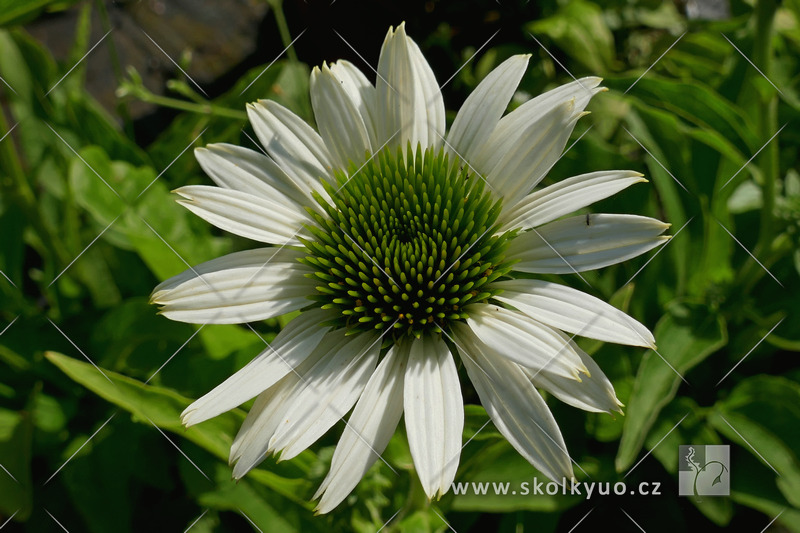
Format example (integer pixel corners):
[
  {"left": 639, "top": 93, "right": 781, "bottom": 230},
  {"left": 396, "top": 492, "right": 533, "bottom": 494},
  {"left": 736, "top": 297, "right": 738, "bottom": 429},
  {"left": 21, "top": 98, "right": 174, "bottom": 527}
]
[{"left": 678, "top": 445, "right": 730, "bottom": 497}]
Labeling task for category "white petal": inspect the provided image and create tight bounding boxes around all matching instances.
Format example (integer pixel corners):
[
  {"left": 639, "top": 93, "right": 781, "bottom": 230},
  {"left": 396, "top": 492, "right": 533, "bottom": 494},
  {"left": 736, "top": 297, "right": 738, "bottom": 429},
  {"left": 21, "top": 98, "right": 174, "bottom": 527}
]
[
  {"left": 500, "top": 170, "right": 646, "bottom": 232},
  {"left": 247, "top": 100, "right": 335, "bottom": 195},
  {"left": 314, "top": 341, "right": 408, "bottom": 513},
  {"left": 493, "top": 279, "right": 655, "bottom": 348},
  {"left": 404, "top": 334, "right": 463, "bottom": 500},
  {"left": 453, "top": 323, "right": 573, "bottom": 482},
  {"left": 311, "top": 64, "right": 373, "bottom": 169},
  {"left": 446, "top": 54, "right": 530, "bottom": 162},
  {"left": 180, "top": 308, "right": 334, "bottom": 426},
  {"left": 329, "top": 60, "right": 380, "bottom": 148},
  {"left": 523, "top": 347, "right": 623, "bottom": 415},
  {"left": 229, "top": 336, "right": 334, "bottom": 477},
  {"left": 151, "top": 248, "right": 314, "bottom": 324},
  {"left": 268, "top": 331, "right": 382, "bottom": 459},
  {"left": 474, "top": 77, "right": 603, "bottom": 205},
  {"left": 195, "top": 143, "right": 313, "bottom": 206},
  {"left": 465, "top": 304, "right": 588, "bottom": 380},
  {"left": 174, "top": 185, "right": 310, "bottom": 245},
  {"left": 376, "top": 23, "right": 445, "bottom": 151},
  {"left": 506, "top": 214, "right": 671, "bottom": 273}
]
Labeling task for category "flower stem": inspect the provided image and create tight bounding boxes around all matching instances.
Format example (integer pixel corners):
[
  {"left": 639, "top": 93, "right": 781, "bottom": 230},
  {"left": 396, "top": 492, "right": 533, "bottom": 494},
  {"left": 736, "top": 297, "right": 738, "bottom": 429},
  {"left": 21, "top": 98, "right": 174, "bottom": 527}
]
[
  {"left": 268, "top": 0, "right": 298, "bottom": 63},
  {"left": 752, "top": 0, "right": 780, "bottom": 256},
  {"left": 120, "top": 84, "right": 247, "bottom": 121},
  {"left": 0, "top": 106, "right": 70, "bottom": 268}
]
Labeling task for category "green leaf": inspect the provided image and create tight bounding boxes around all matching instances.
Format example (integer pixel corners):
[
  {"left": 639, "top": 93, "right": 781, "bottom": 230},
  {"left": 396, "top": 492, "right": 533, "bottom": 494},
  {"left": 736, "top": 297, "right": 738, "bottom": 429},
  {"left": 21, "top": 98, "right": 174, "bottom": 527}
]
[
  {"left": 708, "top": 375, "right": 800, "bottom": 508},
  {"left": 0, "top": 0, "right": 80, "bottom": 27},
  {"left": 44, "top": 351, "right": 311, "bottom": 505},
  {"left": 616, "top": 304, "right": 727, "bottom": 472},
  {"left": 606, "top": 77, "right": 759, "bottom": 158},
  {"left": 729, "top": 451, "right": 800, "bottom": 533},
  {"left": 450, "top": 440, "right": 582, "bottom": 512},
  {"left": 527, "top": 0, "right": 615, "bottom": 73},
  {"left": 645, "top": 397, "right": 732, "bottom": 526},
  {"left": 0, "top": 407, "right": 32, "bottom": 520}
]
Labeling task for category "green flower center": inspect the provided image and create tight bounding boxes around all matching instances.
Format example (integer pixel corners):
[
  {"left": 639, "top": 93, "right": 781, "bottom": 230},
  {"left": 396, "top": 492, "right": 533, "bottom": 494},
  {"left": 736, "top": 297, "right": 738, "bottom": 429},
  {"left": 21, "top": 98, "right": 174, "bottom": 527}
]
[{"left": 300, "top": 145, "right": 514, "bottom": 339}]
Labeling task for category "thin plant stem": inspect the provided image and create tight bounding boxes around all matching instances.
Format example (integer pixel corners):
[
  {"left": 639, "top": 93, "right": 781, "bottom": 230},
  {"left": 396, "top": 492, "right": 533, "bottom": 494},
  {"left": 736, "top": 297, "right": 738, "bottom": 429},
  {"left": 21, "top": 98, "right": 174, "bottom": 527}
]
[{"left": 268, "top": 0, "right": 298, "bottom": 63}]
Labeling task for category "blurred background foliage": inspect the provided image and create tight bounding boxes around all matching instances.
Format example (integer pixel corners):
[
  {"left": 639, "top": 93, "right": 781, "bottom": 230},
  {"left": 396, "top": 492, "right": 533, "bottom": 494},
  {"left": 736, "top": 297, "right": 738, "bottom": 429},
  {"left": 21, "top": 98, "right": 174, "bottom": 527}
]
[{"left": 1, "top": 0, "right": 799, "bottom": 531}]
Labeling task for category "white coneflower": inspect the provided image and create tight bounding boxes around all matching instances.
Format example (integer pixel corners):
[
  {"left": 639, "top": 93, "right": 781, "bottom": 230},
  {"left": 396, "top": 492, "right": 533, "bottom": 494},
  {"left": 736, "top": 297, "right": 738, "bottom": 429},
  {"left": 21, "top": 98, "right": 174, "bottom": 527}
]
[{"left": 151, "top": 22, "right": 668, "bottom": 513}]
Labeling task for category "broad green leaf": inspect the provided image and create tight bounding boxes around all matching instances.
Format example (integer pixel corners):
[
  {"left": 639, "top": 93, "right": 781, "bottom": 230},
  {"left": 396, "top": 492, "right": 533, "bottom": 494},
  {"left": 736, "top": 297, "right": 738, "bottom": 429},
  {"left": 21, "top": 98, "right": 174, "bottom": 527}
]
[
  {"left": 0, "top": 0, "right": 80, "bottom": 26},
  {"left": 708, "top": 375, "right": 800, "bottom": 508},
  {"left": 607, "top": 77, "right": 759, "bottom": 158},
  {"left": 645, "top": 398, "right": 732, "bottom": 526},
  {"left": 181, "top": 462, "right": 306, "bottom": 533},
  {"left": 45, "top": 351, "right": 311, "bottom": 504},
  {"left": 0, "top": 407, "right": 32, "bottom": 520},
  {"left": 616, "top": 304, "right": 727, "bottom": 472},
  {"left": 450, "top": 440, "right": 583, "bottom": 512},
  {"left": 730, "top": 452, "right": 800, "bottom": 533},
  {"left": 527, "top": 0, "right": 615, "bottom": 73}
]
